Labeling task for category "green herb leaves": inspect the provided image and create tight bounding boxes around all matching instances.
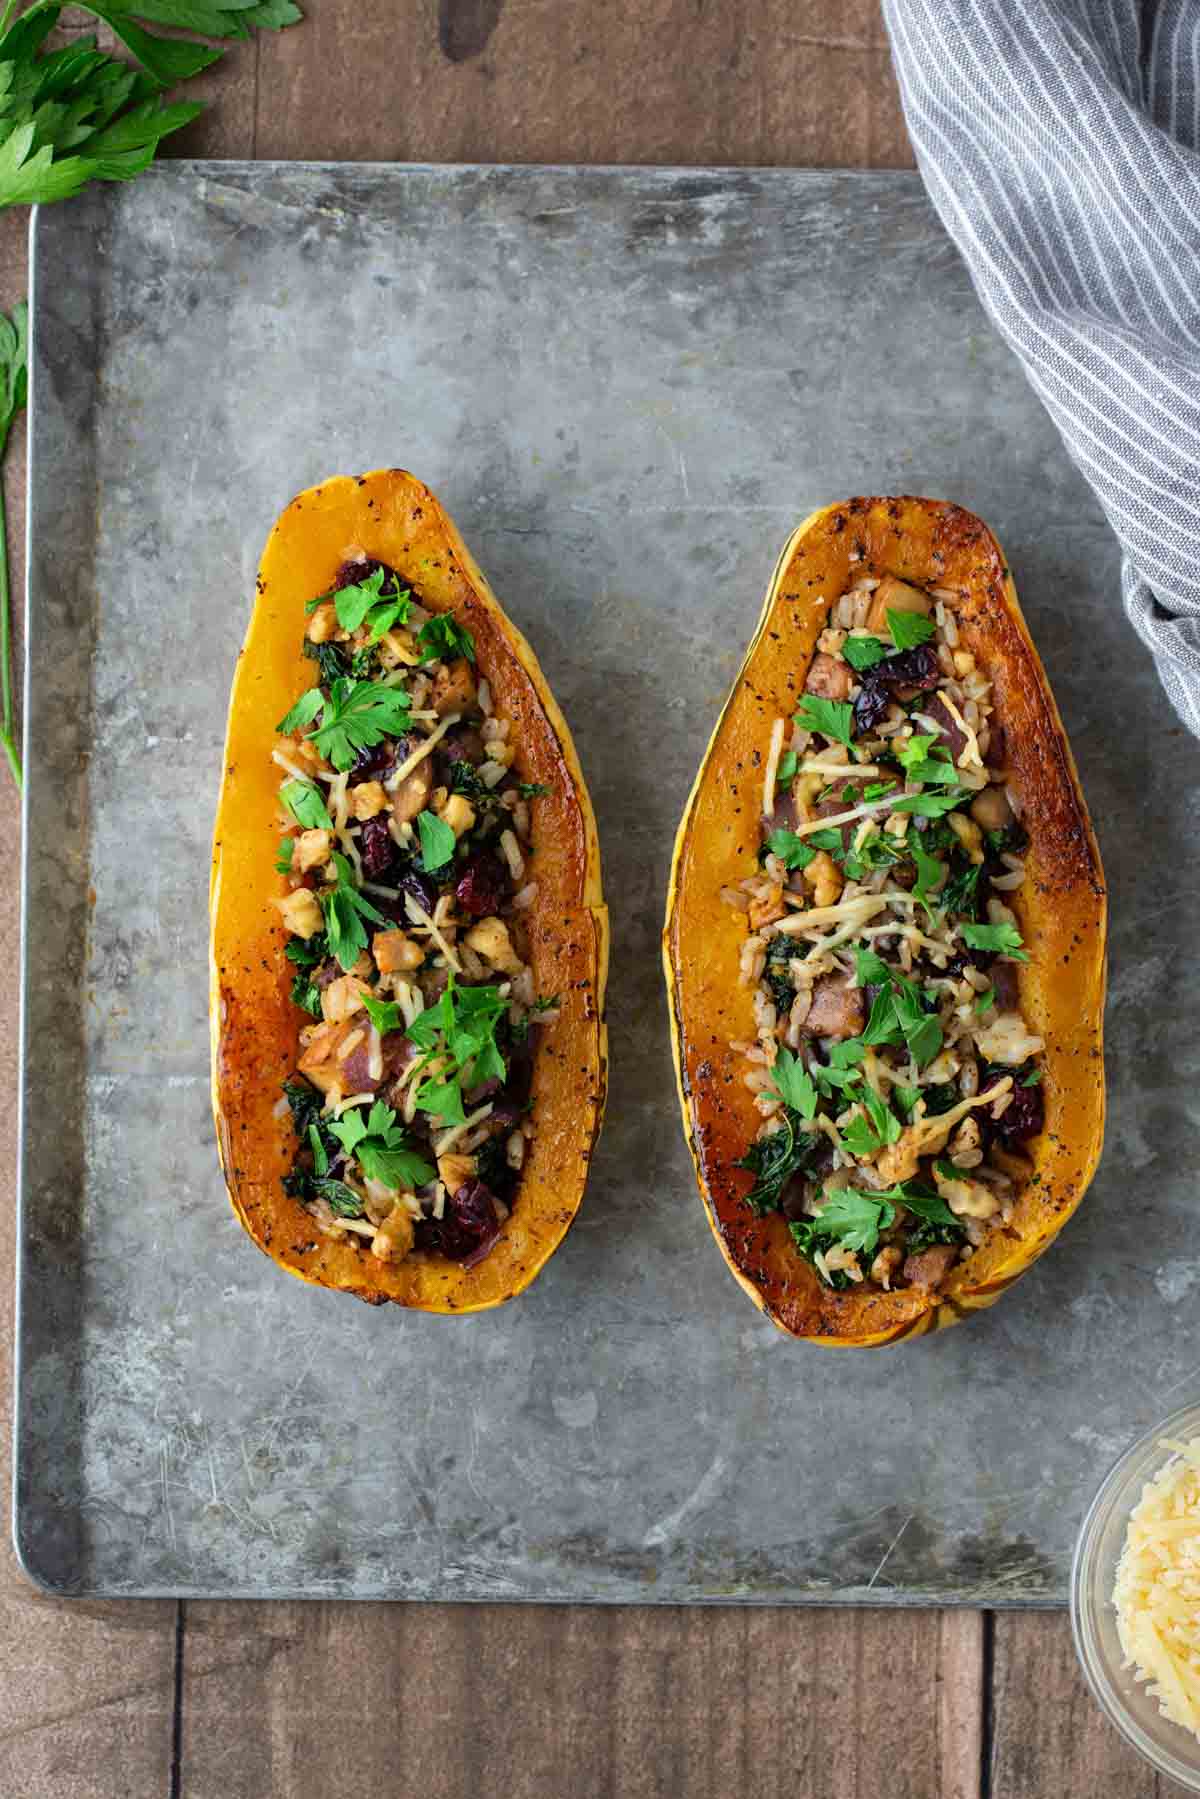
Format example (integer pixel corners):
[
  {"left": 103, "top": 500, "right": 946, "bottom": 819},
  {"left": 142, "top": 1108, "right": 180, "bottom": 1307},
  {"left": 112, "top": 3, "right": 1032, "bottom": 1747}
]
[
  {"left": 310, "top": 677, "right": 412, "bottom": 771},
  {"left": 765, "top": 828, "right": 815, "bottom": 871},
  {"left": 280, "top": 777, "right": 332, "bottom": 831},
  {"left": 405, "top": 977, "right": 509, "bottom": 1126},
  {"left": 321, "top": 852, "right": 387, "bottom": 970},
  {"left": 417, "top": 809, "right": 456, "bottom": 873},
  {"left": 328, "top": 1099, "right": 434, "bottom": 1192},
  {"left": 0, "top": 1, "right": 300, "bottom": 212},
  {"left": 841, "top": 635, "right": 887, "bottom": 672},
  {"left": 766, "top": 1048, "right": 818, "bottom": 1120},
  {"left": 794, "top": 694, "right": 855, "bottom": 749},
  {"left": 417, "top": 613, "right": 475, "bottom": 665},
  {"left": 331, "top": 565, "right": 413, "bottom": 640},
  {"left": 886, "top": 608, "right": 935, "bottom": 650},
  {"left": 276, "top": 674, "right": 412, "bottom": 771},
  {"left": 961, "top": 920, "right": 1029, "bottom": 961},
  {"left": 735, "top": 1110, "right": 823, "bottom": 1214}
]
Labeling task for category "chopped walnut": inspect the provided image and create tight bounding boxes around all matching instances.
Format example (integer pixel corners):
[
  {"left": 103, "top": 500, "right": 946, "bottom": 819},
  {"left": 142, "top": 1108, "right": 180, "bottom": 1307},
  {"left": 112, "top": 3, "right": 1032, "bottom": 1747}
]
[{"left": 276, "top": 887, "right": 324, "bottom": 938}]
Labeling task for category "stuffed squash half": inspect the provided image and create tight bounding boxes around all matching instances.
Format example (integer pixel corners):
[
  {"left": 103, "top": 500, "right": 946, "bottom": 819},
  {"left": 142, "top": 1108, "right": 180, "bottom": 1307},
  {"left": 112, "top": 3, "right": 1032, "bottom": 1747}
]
[
  {"left": 664, "top": 496, "right": 1105, "bottom": 1346},
  {"left": 210, "top": 470, "right": 608, "bottom": 1311}
]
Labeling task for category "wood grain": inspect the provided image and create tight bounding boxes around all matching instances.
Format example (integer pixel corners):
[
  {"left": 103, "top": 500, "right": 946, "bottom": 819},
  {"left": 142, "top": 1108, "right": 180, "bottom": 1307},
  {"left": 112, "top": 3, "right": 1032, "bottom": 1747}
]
[
  {"left": 180, "top": 1601, "right": 978, "bottom": 1799},
  {"left": 990, "top": 1612, "right": 1186, "bottom": 1797},
  {"left": 1, "top": 7, "right": 1141, "bottom": 1799}
]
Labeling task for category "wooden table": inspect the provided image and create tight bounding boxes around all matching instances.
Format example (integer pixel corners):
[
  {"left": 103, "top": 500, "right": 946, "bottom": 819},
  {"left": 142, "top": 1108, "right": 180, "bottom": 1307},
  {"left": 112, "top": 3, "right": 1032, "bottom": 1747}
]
[{"left": 0, "top": 4, "right": 1165, "bottom": 1793}]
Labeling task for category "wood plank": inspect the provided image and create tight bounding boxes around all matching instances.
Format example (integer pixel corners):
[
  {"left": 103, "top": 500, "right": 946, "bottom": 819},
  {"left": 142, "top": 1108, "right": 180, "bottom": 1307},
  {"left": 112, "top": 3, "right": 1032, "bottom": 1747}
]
[
  {"left": 990, "top": 1611, "right": 1165, "bottom": 1796},
  {"left": 254, "top": 0, "right": 912, "bottom": 169},
  {"left": 0, "top": 205, "right": 180, "bottom": 1799},
  {"left": 181, "top": 1600, "right": 977, "bottom": 1798}
]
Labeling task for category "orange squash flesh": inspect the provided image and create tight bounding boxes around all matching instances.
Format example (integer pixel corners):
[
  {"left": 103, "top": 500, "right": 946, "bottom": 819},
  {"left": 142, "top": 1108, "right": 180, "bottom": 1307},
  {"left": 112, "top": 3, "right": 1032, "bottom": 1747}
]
[
  {"left": 210, "top": 470, "right": 608, "bottom": 1311},
  {"left": 663, "top": 496, "right": 1106, "bottom": 1346}
]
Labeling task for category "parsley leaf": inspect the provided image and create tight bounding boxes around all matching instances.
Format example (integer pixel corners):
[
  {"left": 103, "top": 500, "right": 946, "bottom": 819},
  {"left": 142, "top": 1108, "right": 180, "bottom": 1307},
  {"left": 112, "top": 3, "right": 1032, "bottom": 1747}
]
[
  {"left": 320, "top": 853, "right": 388, "bottom": 970},
  {"left": 975, "top": 987, "right": 995, "bottom": 1015},
  {"left": 794, "top": 694, "right": 855, "bottom": 749},
  {"left": 290, "top": 970, "right": 322, "bottom": 1016},
  {"left": 280, "top": 778, "right": 333, "bottom": 831},
  {"left": 1022, "top": 1067, "right": 1042, "bottom": 1087},
  {"left": 862, "top": 780, "right": 897, "bottom": 801},
  {"left": 910, "top": 836, "right": 946, "bottom": 916},
  {"left": 766, "top": 1048, "right": 818, "bottom": 1120},
  {"left": 891, "top": 788, "right": 969, "bottom": 819},
  {"left": 895, "top": 735, "right": 958, "bottom": 786},
  {"left": 418, "top": 809, "right": 457, "bottom": 873},
  {"left": 870, "top": 1180, "right": 961, "bottom": 1229},
  {"left": 961, "top": 920, "right": 1028, "bottom": 961},
  {"left": 309, "top": 677, "right": 413, "bottom": 772},
  {"left": 766, "top": 829, "right": 816, "bottom": 871},
  {"left": 892, "top": 1085, "right": 922, "bottom": 1119},
  {"left": 275, "top": 837, "right": 294, "bottom": 874},
  {"left": 361, "top": 992, "right": 403, "bottom": 1035},
  {"left": 810, "top": 1188, "right": 896, "bottom": 1256},
  {"left": 776, "top": 749, "right": 799, "bottom": 787},
  {"left": 806, "top": 827, "right": 846, "bottom": 854},
  {"left": 853, "top": 945, "right": 892, "bottom": 986},
  {"left": 887, "top": 609, "right": 936, "bottom": 650},
  {"left": 417, "top": 613, "right": 475, "bottom": 665},
  {"left": 405, "top": 976, "right": 510, "bottom": 1125},
  {"left": 332, "top": 565, "right": 414, "bottom": 640},
  {"left": 517, "top": 781, "right": 550, "bottom": 799},
  {"left": 841, "top": 635, "right": 887, "bottom": 672},
  {"left": 328, "top": 1099, "right": 434, "bottom": 1191},
  {"left": 276, "top": 686, "right": 324, "bottom": 735}
]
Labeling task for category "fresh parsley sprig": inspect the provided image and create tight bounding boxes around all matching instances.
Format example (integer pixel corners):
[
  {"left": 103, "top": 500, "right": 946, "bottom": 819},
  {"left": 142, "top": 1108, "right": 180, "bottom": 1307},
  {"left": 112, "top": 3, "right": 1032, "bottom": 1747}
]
[
  {"left": 405, "top": 976, "right": 509, "bottom": 1125},
  {"left": 0, "top": 0, "right": 301, "bottom": 211},
  {"left": 321, "top": 851, "right": 387, "bottom": 970},
  {"left": 327, "top": 1099, "right": 434, "bottom": 1192}
]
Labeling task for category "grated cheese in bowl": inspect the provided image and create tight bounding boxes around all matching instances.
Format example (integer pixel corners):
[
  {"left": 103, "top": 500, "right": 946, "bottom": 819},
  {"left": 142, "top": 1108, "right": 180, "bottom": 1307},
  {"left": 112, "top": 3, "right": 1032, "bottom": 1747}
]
[{"left": 1114, "top": 1437, "right": 1200, "bottom": 1737}]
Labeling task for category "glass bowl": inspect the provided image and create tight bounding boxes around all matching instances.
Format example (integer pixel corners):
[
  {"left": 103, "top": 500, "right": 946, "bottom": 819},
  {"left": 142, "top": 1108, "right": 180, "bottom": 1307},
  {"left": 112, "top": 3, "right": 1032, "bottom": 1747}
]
[{"left": 1072, "top": 1400, "right": 1200, "bottom": 1791}]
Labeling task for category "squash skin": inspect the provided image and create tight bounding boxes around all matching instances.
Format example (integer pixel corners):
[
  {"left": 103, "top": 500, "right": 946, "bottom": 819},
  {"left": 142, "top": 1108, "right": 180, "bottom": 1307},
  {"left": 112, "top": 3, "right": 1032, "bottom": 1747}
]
[
  {"left": 210, "top": 470, "right": 608, "bottom": 1312},
  {"left": 663, "top": 496, "right": 1106, "bottom": 1346}
]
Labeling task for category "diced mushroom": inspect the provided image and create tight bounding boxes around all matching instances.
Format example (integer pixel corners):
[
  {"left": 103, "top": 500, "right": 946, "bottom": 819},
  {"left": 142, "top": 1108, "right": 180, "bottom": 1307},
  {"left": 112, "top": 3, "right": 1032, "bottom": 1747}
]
[
  {"left": 464, "top": 915, "right": 522, "bottom": 975},
  {"left": 391, "top": 761, "right": 433, "bottom": 825},
  {"left": 372, "top": 928, "right": 424, "bottom": 974},
  {"left": 804, "top": 652, "right": 853, "bottom": 702},
  {"left": 371, "top": 1206, "right": 415, "bottom": 1263},
  {"left": 306, "top": 601, "right": 338, "bottom": 644},
  {"left": 866, "top": 573, "right": 932, "bottom": 635},
  {"left": 438, "top": 792, "right": 476, "bottom": 838},
  {"left": 970, "top": 783, "right": 1013, "bottom": 832},
  {"left": 351, "top": 780, "right": 389, "bottom": 821},
  {"left": 276, "top": 887, "right": 324, "bottom": 939},
  {"left": 902, "top": 1244, "right": 959, "bottom": 1292},
  {"left": 801, "top": 977, "right": 865, "bottom": 1041},
  {"left": 320, "top": 974, "right": 372, "bottom": 1025},
  {"left": 295, "top": 828, "right": 332, "bottom": 873},
  {"left": 431, "top": 657, "right": 477, "bottom": 716}
]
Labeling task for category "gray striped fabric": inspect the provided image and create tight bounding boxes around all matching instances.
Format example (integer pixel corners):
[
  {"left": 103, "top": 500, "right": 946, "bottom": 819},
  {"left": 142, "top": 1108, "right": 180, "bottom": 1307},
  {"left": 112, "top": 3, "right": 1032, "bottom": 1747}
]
[{"left": 882, "top": 0, "right": 1200, "bottom": 732}]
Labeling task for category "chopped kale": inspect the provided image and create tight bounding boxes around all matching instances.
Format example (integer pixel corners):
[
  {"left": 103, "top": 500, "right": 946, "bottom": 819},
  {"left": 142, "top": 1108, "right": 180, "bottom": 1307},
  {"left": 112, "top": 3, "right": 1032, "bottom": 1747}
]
[{"left": 735, "top": 1108, "right": 823, "bottom": 1215}]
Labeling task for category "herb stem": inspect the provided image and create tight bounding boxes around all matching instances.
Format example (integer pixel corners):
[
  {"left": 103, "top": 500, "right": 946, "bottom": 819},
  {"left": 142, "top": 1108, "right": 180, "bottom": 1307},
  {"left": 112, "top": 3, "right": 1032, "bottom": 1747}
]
[{"left": 0, "top": 465, "right": 21, "bottom": 788}]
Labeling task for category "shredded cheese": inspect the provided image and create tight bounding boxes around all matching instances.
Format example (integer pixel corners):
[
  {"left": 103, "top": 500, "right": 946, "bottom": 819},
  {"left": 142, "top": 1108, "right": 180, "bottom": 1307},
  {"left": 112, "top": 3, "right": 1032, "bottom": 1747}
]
[
  {"left": 761, "top": 717, "right": 786, "bottom": 821},
  {"left": 773, "top": 894, "right": 887, "bottom": 938},
  {"left": 271, "top": 749, "right": 312, "bottom": 782},
  {"left": 433, "top": 1101, "right": 495, "bottom": 1156},
  {"left": 385, "top": 713, "right": 461, "bottom": 790},
  {"left": 403, "top": 893, "right": 462, "bottom": 974},
  {"left": 1114, "top": 1438, "right": 1200, "bottom": 1737}
]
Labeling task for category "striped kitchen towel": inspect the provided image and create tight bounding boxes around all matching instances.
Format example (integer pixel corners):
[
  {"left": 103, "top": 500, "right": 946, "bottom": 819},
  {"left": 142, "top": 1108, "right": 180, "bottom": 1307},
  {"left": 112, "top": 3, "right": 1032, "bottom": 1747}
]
[{"left": 882, "top": 0, "right": 1200, "bottom": 733}]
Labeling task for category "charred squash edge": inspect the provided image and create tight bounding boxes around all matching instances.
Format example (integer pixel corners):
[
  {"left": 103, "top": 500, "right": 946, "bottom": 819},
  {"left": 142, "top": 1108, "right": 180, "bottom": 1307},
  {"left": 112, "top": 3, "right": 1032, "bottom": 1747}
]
[
  {"left": 210, "top": 469, "right": 609, "bottom": 1312},
  {"left": 662, "top": 496, "right": 1106, "bottom": 1346}
]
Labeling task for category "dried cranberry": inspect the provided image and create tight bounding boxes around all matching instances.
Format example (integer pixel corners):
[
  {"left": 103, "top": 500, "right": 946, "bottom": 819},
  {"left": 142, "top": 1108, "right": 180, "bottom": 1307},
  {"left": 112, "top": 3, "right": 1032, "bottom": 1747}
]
[
  {"left": 415, "top": 1181, "right": 500, "bottom": 1263},
  {"left": 454, "top": 850, "right": 510, "bottom": 918},
  {"left": 400, "top": 868, "right": 440, "bottom": 916},
  {"left": 334, "top": 555, "right": 403, "bottom": 595},
  {"left": 348, "top": 739, "right": 398, "bottom": 788},
  {"left": 359, "top": 814, "right": 397, "bottom": 881},
  {"left": 994, "top": 1077, "right": 1045, "bottom": 1145},
  {"left": 853, "top": 644, "right": 941, "bottom": 735}
]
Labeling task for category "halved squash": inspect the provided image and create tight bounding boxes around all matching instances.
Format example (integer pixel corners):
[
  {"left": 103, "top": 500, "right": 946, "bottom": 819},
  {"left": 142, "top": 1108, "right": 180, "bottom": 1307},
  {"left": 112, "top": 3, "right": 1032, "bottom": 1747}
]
[
  {"left": 663, "top": 496, "right": 1106, "bottom": 1345},
  {"left": 210, "top": 470, "right": 608, "bottom": 1311}
]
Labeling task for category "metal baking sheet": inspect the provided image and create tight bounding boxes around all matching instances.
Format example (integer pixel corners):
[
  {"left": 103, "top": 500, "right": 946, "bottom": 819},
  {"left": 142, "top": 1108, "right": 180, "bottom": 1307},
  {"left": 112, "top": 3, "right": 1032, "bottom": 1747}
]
[{"left": 16, "top": 163, "right": 1184, "bottom": 1602}]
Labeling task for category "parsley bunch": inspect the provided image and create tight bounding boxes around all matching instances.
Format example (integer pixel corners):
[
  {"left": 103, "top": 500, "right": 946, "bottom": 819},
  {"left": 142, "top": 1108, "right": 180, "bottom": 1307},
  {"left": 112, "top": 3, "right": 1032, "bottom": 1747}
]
[
  {"left": 790, "top": 1179, "right": 962, "bottom": 1282},
  {"left": 0, "top": 0, "right": 300, "bottom": 210},
  {"left": 327, "top": 1099, "right": 433, "bottom": 1192}
]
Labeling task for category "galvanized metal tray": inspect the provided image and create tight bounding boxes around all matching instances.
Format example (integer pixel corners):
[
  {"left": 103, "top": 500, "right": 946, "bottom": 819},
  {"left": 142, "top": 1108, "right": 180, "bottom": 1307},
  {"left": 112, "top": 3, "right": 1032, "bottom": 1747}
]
[{"left": 15, "top": 163, "right": 1182, "bottom": 1601}]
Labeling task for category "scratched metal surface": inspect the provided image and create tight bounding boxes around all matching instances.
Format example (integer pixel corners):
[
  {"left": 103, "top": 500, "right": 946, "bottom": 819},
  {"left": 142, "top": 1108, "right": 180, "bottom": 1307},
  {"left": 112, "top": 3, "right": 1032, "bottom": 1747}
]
[{"left": 14, "top": 164, "right": 1186, "bottom": 1601}]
